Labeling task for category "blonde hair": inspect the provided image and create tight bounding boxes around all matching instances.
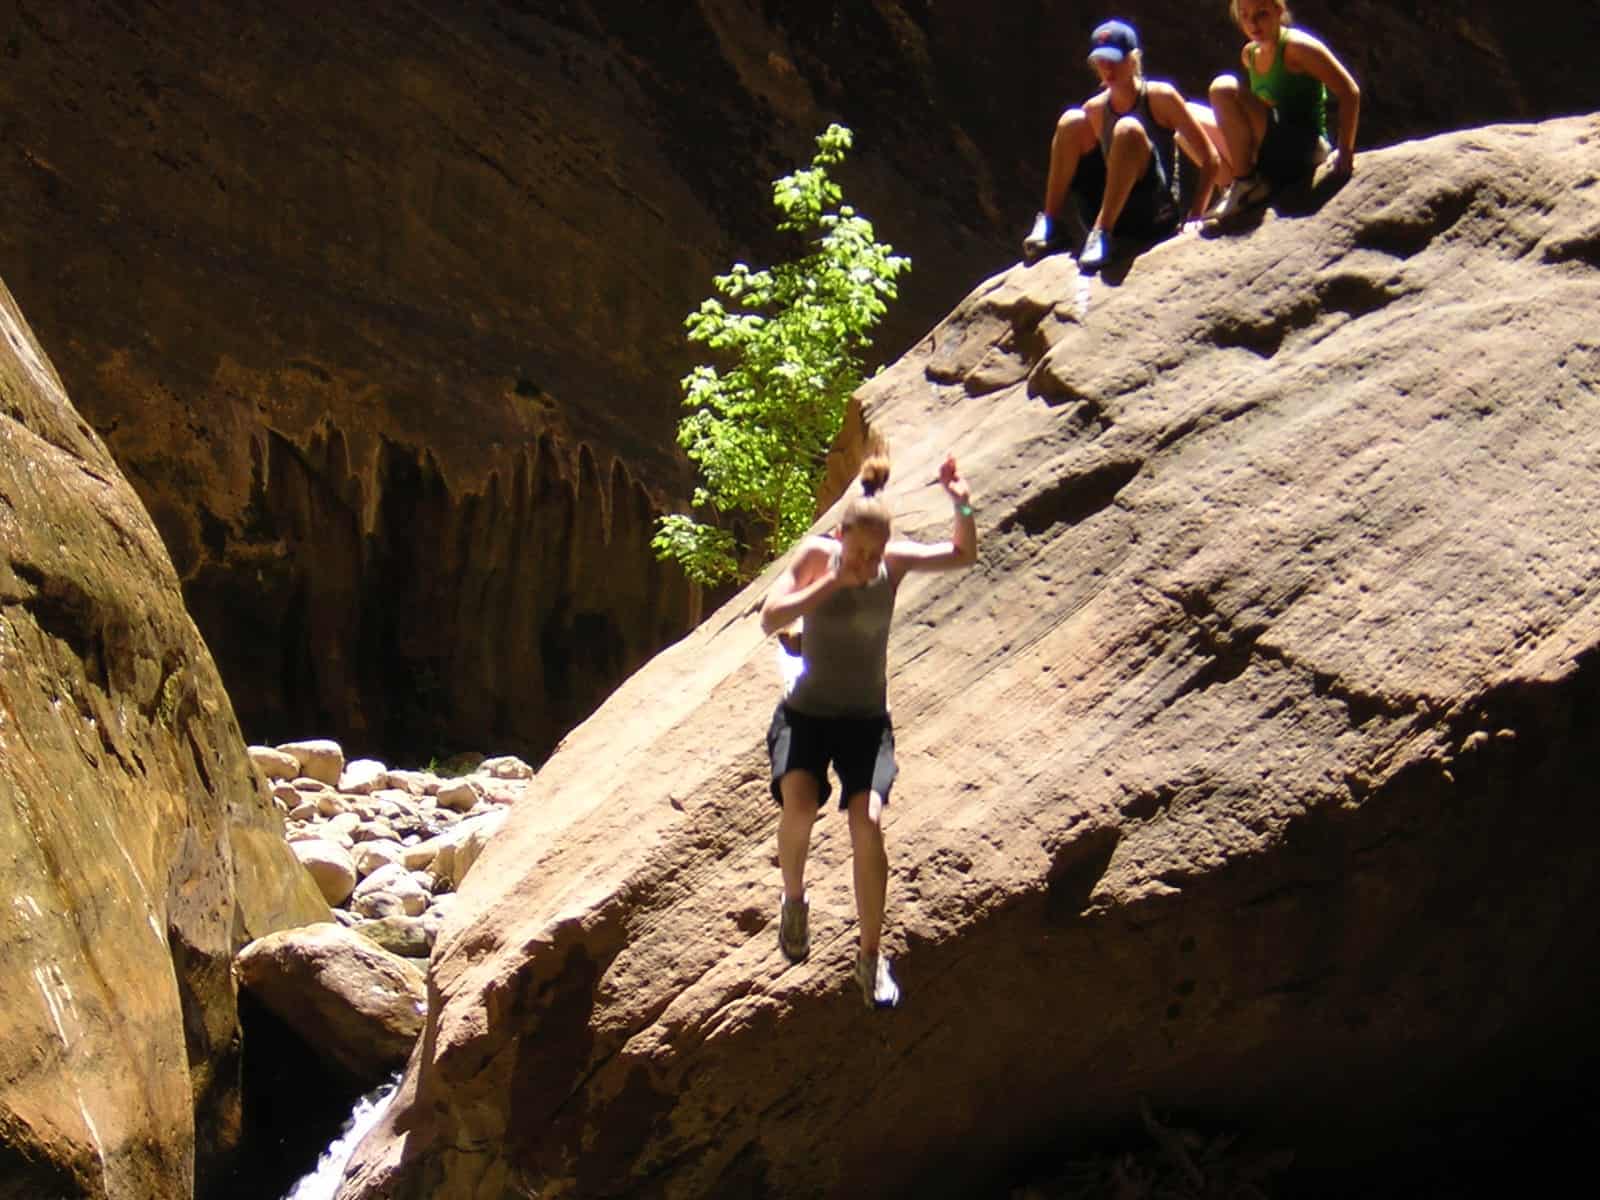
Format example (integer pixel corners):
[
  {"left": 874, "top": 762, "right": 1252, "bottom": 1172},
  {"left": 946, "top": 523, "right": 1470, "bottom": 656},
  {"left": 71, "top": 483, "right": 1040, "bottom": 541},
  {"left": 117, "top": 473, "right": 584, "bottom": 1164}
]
[
  {"left": 1229, "top": 0, "right": 1291, "bottom": 26},
  {"left": 840, "top": 450, "right": 891, "bottom": 534}
]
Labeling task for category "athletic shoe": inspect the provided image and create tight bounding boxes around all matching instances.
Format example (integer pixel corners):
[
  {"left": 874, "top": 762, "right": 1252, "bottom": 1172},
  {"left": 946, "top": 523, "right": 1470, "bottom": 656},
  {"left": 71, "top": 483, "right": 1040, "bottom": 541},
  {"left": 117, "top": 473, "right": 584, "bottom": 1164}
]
[
  {"left": 1208, "top": 174, "right": 1271, "bottom": 222},
  {"left": 1022, "top": 211, "right": 1070, "bottom": 263},
  {"left": 1077, "top": 228, "right": 1113, "bottom": 273},
  {"left": 778, "top": 893, "right": 809, "bottom": 962},
  {"left": 855, "top": 950, "right": 901, "bottom": 1010}
]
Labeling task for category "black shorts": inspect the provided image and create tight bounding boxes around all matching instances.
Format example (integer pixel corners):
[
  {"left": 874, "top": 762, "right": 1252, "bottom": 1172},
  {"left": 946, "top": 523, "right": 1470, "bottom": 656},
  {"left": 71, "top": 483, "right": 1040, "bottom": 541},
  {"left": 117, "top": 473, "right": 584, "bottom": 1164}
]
[
  {"left": 1069, "top": 149, "right": 1179, "bottom": 241},
  {"left": 1257, "top": 108, "right": 1325, "bottom": 187},
  {"left": 767, "top": 702, "right": 897, "bottom": 810}
]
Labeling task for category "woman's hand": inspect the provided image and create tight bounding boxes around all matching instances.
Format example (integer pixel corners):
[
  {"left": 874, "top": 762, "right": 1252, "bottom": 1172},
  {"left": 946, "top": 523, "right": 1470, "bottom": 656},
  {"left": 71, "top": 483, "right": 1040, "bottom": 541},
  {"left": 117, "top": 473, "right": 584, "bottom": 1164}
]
[{"left": 938, "top": 454, "right": 971, "bottom": 505}]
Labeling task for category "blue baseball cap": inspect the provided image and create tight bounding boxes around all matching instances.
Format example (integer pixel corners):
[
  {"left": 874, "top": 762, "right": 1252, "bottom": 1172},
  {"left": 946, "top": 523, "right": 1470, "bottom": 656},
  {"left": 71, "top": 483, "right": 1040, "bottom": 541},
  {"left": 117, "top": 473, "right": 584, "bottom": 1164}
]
[{"left": 1088, "top": 19, "right": 1140, "bottom": 63}]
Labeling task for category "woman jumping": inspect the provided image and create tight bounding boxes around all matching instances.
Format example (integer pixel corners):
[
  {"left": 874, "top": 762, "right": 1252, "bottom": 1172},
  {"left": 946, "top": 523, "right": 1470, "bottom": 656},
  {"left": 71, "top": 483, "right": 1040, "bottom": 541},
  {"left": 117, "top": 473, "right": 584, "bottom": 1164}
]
[{"left": 760, "top": 449, "right": 977, "bottom": 1009}]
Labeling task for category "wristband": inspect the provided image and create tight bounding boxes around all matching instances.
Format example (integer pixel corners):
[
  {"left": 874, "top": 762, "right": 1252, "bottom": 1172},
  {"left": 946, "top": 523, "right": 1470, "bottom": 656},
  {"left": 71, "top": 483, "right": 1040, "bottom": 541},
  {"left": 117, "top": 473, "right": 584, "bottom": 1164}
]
[{"left": 956, "top": 501, "right": 976, "bottom": 518}]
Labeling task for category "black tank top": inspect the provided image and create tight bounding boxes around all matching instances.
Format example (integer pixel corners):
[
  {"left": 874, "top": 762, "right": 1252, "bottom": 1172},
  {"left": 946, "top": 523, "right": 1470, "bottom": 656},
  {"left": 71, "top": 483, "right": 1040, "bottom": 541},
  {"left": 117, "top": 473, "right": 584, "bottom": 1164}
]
[{"left": 1099, "top": 81, "right": 1179, "bottom": 208}]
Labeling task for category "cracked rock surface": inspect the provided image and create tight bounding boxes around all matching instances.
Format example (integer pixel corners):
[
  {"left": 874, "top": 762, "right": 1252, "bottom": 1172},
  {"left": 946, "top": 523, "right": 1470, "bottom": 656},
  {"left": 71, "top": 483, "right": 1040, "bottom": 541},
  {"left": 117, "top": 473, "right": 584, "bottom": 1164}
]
[{"left": 340, "top": 117, "right": 1600, "bottom": 1200}]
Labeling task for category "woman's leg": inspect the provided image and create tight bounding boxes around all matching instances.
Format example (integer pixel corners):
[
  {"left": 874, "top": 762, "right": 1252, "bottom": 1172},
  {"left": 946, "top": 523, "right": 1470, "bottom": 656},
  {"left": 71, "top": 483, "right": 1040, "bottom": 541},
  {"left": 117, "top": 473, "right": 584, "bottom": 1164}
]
[
  {"left": 1043, "top": 107, "right": 1097, "bottom": 220},
  {"left": 1208, "top": 74, "right": 1268, "bottom": 178},
  {"left": 845, "top": 789, "right": 888, "bottom": 956},
  {"left": 778, "top": 770, "right": 821, "bottom": 901},
  {"left": 1181, "top": 100, "right": 1235, "bottom": 210},
  {"left": 846, "top": 788, "right": 899, "bottom": 1008},
  {"left": 1095, "top": 115, "right": 1154, "bottom": 233}
]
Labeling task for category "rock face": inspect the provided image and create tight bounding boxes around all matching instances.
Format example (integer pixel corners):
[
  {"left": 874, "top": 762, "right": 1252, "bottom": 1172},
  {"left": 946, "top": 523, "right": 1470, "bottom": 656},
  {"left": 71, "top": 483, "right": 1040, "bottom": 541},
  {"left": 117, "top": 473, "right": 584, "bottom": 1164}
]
[
  {"left": 2, "top": 3, "right": 1597, "bottom": 763},
  {"left": 0, "top": 277, "right": 329, "bottom": 1199},
  {"left": 338, "top": 116, "right": 1600, "bottom": 1199}
]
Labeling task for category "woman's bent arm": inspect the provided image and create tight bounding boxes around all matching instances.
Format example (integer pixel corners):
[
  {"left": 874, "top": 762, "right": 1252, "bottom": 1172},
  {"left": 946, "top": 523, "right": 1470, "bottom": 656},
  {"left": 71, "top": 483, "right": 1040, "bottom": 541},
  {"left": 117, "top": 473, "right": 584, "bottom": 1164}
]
[
  {"left": 760, "top": 540, "right": 838, "bottom": 635},
  {"left": 887, "top": 454, "right": 978, "bottom": 578}
]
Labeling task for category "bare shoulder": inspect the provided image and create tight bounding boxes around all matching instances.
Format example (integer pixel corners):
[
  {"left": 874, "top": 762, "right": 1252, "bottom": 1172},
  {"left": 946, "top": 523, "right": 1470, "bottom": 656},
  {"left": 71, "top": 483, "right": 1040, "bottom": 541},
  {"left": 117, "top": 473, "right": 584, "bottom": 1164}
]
[
  {"left": 1145, "top": 80, "right": 1187, "bottom": 120},
  {"left": 1284, "top": 28, "right": 1331, "bottom": 64},
  {"left": 883, "top": 537, "right": 931, "bottom": 576},
  {"left": 788, "top": 536, "right": 835, "bottom": 579},
  {"left": 885, "top": 535, "right": 972, "bottom": 580}
]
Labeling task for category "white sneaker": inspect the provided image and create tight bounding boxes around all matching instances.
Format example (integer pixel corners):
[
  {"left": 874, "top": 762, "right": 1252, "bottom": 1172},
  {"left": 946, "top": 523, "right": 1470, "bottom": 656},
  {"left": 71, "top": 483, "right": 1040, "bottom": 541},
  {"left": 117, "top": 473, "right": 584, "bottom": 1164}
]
[
  {"left": 1208, "top": 174, "right": 1271, "bottom": 222},
  {"left": 855, "top": 951, "right": 900, "bottom": 1010},
  {"left": 778, "top": 893, "right": 809, "bottom": 962}
]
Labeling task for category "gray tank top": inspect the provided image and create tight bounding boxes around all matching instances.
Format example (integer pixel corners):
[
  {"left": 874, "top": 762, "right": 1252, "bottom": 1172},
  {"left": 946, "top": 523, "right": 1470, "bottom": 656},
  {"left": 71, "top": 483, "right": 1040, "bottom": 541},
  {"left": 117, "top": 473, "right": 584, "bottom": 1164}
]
[{"left": 785, "top": 546, "right": 896, "bottom": 718}]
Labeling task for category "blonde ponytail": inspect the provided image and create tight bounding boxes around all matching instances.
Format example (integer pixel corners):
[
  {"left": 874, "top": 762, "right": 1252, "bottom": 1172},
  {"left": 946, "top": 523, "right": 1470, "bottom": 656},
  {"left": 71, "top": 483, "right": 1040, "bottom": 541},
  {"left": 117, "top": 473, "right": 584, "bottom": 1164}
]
[
  {"left": 842, "top": 443, "right": 892, "bottom": 532},
  {"left": 857, "top": 454, "right": 891, "bottom": 497}
]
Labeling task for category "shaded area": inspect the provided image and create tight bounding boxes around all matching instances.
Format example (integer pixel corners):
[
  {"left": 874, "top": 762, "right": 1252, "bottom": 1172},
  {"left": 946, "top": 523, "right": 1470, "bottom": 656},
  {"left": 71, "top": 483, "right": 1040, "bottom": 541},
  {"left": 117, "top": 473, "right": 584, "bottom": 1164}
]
[
  {"left": 208, "top": 990, "right": 370, "bottom": 1200},
  {"left": 177, "top": 428, "right": 694, "bottom": 762}
]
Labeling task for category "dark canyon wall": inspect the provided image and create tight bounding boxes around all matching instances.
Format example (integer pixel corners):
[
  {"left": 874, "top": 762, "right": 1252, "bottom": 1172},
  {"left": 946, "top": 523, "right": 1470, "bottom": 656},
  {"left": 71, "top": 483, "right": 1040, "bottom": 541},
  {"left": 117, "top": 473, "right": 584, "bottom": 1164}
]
[{"left": 0, "top": 0, "right": 1595, "bottom": 759}]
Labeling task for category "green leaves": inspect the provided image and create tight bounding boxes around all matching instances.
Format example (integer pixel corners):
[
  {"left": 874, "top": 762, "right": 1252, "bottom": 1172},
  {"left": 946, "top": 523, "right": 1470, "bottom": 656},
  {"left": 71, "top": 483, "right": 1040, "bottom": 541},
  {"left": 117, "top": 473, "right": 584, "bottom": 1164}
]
[{"left": 653, "top": 124, "right": 911, "bottom": 586}]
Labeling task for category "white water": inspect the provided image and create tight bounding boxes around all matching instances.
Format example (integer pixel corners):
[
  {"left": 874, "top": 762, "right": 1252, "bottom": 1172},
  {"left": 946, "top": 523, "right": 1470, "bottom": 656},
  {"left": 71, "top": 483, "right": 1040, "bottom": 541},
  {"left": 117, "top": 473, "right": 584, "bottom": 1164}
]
[{"left": 280, "top": 1074, "right": 400, "bottom": 1200}]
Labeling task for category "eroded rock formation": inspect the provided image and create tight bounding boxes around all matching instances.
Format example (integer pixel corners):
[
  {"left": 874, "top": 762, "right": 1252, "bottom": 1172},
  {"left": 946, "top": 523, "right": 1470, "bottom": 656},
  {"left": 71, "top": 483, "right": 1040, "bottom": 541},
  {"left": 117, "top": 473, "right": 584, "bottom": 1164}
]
[
  {"left": 2, "top": 2, "right": 1597, "bottom": 761},
  {"left": 338, "top": 115, "right": 1600, "bottom": 1198},
  {"left": 0, "top": 277, "right": 329, "bottom": 1199}
]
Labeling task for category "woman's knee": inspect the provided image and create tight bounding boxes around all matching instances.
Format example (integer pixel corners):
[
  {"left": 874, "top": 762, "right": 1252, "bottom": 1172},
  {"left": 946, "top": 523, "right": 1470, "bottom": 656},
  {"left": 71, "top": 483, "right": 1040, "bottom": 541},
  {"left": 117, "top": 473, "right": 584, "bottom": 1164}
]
[
  {"left": 1053, "top": 107, "right": 1092, "bottom": 148},
  {"left": 1110, "top": 115, "right": 1152, "bottom": 149},
  {"left": 779, "top": 771, "right": 821, "bottom": 816},
  {"left": 1057, "top": 106, "right": 1089, "bottom": 132},
  {"left": 846, "top": 790, "right": 885, "bottom": 835},
  {"left": 1209, "top": 74, "right": 1241, "bottom": 105}
]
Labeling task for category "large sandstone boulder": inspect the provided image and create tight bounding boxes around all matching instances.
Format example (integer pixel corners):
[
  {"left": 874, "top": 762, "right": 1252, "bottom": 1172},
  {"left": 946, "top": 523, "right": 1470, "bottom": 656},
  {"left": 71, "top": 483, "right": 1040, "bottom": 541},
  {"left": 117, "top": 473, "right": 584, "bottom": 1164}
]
[
  {"left": 339, "top": 116, "right": 1600, "bottom": 1199},
  {"left": 1, "top": 3, "right": 1595, "bottom": 763},
  {"left": 236, "top": 924, "right": 427, "bottom": 1086},
  {"left": 0, "top": 277, "right": 329, "bottom": 1200}
]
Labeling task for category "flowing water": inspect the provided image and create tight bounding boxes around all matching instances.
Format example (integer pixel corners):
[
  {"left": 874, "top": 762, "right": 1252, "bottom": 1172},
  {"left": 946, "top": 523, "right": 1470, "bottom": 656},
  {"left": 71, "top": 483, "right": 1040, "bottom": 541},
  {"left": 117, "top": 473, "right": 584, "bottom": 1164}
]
[{"left": 279, "top": 1075, "right": 399, "bottom": 1200}]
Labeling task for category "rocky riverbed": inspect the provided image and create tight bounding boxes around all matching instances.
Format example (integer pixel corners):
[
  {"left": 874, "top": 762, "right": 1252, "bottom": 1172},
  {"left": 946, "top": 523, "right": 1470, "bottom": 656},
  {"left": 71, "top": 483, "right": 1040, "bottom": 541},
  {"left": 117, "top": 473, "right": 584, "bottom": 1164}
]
[
  {"left": 255, "top": 739, "right": 527, "bottom": 953},
  {"left": 213, "top": 738, "right": 529, "bottom": 1199},
  {"left": 232, "top": 739, "right": 524, "bottom": 1098}
]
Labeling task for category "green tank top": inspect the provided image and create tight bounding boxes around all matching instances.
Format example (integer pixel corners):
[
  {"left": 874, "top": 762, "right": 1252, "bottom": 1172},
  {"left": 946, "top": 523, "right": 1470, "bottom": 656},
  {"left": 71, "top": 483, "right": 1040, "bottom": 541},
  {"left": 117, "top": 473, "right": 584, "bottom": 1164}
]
[{"left": 1248, "top": 29, "right": 1327, "bottom": 137}]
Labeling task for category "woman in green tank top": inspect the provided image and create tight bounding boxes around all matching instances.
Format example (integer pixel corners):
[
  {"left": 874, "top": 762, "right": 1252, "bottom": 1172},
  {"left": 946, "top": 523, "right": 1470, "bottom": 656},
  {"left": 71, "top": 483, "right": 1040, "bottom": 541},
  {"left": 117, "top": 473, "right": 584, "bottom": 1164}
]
[{"left": 1206, "top": 0, "right": 1361, "bottom": 220}]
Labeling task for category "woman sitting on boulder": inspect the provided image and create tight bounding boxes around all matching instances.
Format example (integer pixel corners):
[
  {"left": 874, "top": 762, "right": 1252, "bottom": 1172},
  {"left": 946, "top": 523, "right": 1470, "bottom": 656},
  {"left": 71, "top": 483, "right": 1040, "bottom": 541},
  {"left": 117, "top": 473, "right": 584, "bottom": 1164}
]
[
  {"left": 1207, "top": 0, "right": 1361, "bottom": 219},
  {"left": 760, "top": 448, "right": 977, "bottom": 1009},
  {"left": 1022, "top": 17, "right": 1224, "bottom": 273}
]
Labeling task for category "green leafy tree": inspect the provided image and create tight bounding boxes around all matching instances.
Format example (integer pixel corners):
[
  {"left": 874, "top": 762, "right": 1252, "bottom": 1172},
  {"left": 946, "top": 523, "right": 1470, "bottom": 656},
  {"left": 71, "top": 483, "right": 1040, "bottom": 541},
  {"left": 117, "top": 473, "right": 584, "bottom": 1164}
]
[{"left": 653, "top": 124, "right": 911, "bottom": 586}]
